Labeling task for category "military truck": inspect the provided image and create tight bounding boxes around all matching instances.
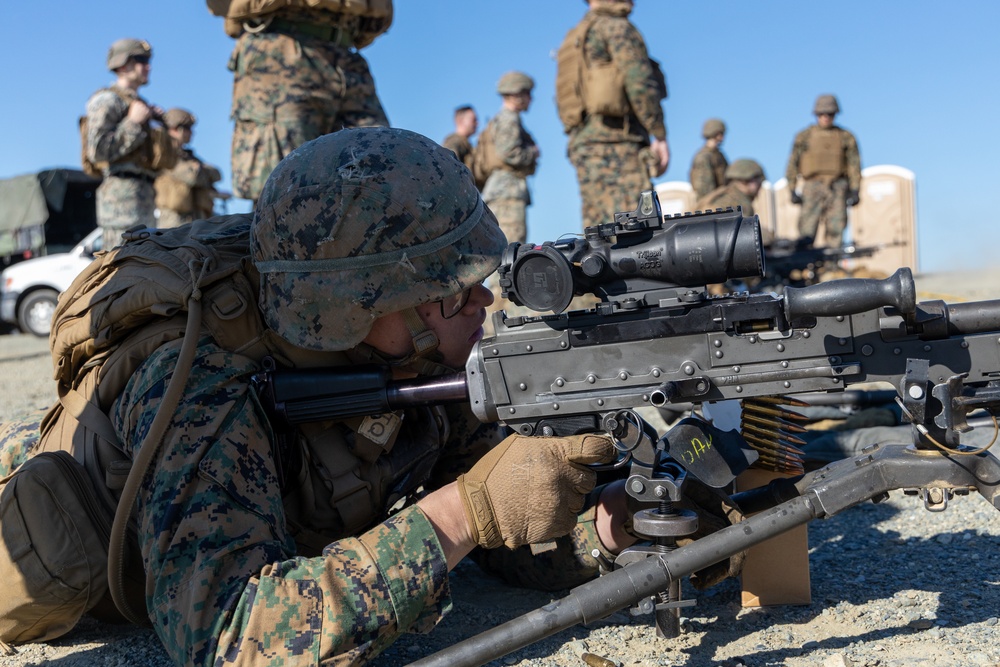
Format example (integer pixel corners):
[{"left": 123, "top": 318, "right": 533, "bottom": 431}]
[{"left": 0, "top": 168, "right": 99, "bottom": 269}]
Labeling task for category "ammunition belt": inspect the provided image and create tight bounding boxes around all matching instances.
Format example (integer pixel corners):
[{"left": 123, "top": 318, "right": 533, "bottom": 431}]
[{"left": 263, "top": 17, "right": 356, "bottom": 48}]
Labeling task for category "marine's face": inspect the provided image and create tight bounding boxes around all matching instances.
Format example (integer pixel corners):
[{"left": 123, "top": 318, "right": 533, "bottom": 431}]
[
  {"left": 816, "top": 112, "right": 835, "bottom": 129},
  {"left": 415, "top": 284, "right": 494, "bottom": 368},
  {"left": 170, "top": 125, "right": 193, "bottom": 145},
  {"left": 362, "top": 284, "right": 494, "bottom": 372},
  {"left": 121, "top": 57, "right": 151, "bottom": 86},
  {"left": 457, "top": 110, "right": 478, "bottom": 136}
]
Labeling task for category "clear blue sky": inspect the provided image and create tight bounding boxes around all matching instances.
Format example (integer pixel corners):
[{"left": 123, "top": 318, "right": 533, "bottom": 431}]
[{"left": 2, "top": 1, "right": 998, "bottom": 273}]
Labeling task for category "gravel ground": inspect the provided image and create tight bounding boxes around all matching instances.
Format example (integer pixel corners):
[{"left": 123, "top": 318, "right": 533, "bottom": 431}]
[{"left": 1, "top": 273, "right": 999, "bottom": 667}]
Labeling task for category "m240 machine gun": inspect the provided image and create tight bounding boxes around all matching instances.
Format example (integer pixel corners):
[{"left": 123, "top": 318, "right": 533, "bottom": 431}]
[
  {"left": 253, "top": 192, "right": 1000, "bottom": 667},
  {"left": 759, "top": 237, "right": 897, "bottom": 291}
]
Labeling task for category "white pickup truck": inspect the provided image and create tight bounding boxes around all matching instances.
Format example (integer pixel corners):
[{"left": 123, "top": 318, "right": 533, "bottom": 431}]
[{"left": 1, "top": 228, "right": 101, "bottom": 337}]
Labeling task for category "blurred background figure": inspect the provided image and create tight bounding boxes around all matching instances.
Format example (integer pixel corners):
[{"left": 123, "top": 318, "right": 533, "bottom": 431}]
[
  {"left": 84, "top": 38, "right": 173, "bottom": 250},
  {"left": 442, "top": 104, "right": 478, "bottom": 173},
  {"left": 689, "top": 118, "right": 727, "bottom": 199},
  {"left": 557, "top": 0, "right": 669, "bottom": 230},
  {"left": 785, "top": 94, "right": 862, "bottom": 248},
  {"left": 207, "top": 0, "right": 393, "bottom": 204},
  {"left": 155, "top": 108, "right": 225, "bottom": 228}
]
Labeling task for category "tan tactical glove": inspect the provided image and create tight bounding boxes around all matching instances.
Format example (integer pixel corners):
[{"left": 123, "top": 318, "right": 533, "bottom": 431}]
[
  {"left": 675, "top": 479, "right": 746, "bottom": 590},
  {"left": 456, "top": 434, "right": 615, "bottom": 550}
]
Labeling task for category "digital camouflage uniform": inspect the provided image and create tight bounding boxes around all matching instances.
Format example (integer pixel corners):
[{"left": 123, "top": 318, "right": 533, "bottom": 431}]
[
  {"left": 480, "top": 107, "right": 537, "bottom": 246},
  {"left": 689, "top": 144, "right": 727, "bottom": 200},
  {"left": 441, "top": 132, "right": 475, "bottom": 173},
  {"left": 155, "top": 147, "right": 223, "bottom": 228},
  {"left": 695, "top": 182, "right": 756, "bottom": 218},
  {"left": 222, "top": 5, "right": 390, "bottom": 201},
  {"left": 786, "top": 123, "right": 861, "bottom": 247},
  {"left": 0, "top": 129, "right": 610, "bottom": 665},
  {"left": 565, "top": 4, "right": 667, "bottom": 229},
  {"left": 86, "top": 86, "right": 157, "bottom": 250}
]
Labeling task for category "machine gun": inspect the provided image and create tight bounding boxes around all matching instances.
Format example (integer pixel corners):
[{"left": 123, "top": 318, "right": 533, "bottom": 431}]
[
  {"left": 252, "top": 191, "right": 1000, "bottom": 667},
  {"left": 759, "top": 237, "right": 896, "bottom": 291}
]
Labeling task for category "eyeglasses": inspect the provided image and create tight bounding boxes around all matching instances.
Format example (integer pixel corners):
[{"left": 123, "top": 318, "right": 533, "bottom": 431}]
[
  {"left": 439, "top": 287, "right": 473, "bottom": 319},
  {"left": 131, "top": 55, "right": 151, "bottom": 65}
]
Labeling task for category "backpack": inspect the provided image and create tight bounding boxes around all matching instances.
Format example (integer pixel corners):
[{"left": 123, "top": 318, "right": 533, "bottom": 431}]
[
  {"left": 470, "top": 118, "right": 502, "bottom": 190},
  {"left": 555, "top": 15, "right": 596, "bottom": 134},
  {"left": 80, "top": 88, "right": 178, "bottom": 178},
  {"left": 0, "top": 452, "right": 112, "bottom": 645},
  {"left": 0, "top": 215, "right": 269, "bottom": 642},
  {"left": 556, "top": 15, "right": 668, "bottom": 134}
]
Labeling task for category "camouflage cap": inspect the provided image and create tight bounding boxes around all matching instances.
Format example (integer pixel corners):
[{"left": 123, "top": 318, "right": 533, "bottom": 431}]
[
  {"left": 251, "top": 127, "right": 507, "bottom": 352},
  {"left": 106, "top": 38, "right": 152, "bottom": 71},
  {"left": 701, "top": 118, "right": 726, "bottom": 139},
  {"left": 813, "top": 94, "right": 840, "bottom": 115},
  {"left": 497, "top": 71, "right": 535, "bottom": 95},
  {"left": 163, "top": 108, "right": 196, "bottom": 129},
  {"left": 725, "top": 158, "right": 765, "bottom": 182}
]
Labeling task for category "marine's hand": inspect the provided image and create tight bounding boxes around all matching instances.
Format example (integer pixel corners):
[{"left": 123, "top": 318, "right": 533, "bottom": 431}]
[
  {"left": 790, "top": 191, "right": 803, "bottom": 205},
  {"left": 651, "top": 138, "right": 670, "bottom": 176},
  {"left": 457, "top": 434, "right": 615, "bottom": 550},
  {"left": 845, "top": 189, "right": 860, "bottom": 207},
  {"left": 127, "top": 99, "right": 153, "bottom": 125}
]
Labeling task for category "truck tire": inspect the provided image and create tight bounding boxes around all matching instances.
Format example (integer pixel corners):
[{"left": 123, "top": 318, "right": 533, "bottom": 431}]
[{"left": 17, "top": 289, "right": 59, "bottom": 337}]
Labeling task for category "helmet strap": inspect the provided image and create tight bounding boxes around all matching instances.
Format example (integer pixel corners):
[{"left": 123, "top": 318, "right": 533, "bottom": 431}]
[
  {"left": 347, "top": 308, "right": 452, "bottom": 377},
  {"left": 402, "top": 307, "right": 440, "bottom": 358}
]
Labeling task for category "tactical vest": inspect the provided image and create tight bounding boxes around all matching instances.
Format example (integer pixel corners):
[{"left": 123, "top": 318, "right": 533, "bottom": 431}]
[
  {"left": 80, "top": 87, "right": 176, "bottom": 179},
  {"left": 475, "top": 114, "right": 538, "bottom": 188},
  {"left": 556, "top": 12, "right": 667, "bottom": 133},
  {"left": 207, "top": 0, "right": 392, "bottom": 46},
  {"left": 798, "top": 125, "right": 846, "bottom": 180},
  {"left": 154, "top": 153, "right": 218, "bottom": 218}
]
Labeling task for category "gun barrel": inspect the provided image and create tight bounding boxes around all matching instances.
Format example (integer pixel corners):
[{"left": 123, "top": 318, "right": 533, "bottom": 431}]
[
  {"left": 944, "top": 300, "right": 1000, "bottom": 335},
  {"left": 386, "top": 373, "right": 468, "bottom": 407},
  {"left": 260, "top": 366, "right": 467, "bottom": 425}
]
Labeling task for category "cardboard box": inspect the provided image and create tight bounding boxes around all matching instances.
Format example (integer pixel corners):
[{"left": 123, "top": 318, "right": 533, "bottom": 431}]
[{"left": 735, "top": 468, "right": 812, "bottom": 607}]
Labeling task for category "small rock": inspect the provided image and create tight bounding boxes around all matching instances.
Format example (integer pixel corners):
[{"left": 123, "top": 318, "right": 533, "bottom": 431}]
[{"left": 823, "top": 654, "right": 854, "bottom": 667}]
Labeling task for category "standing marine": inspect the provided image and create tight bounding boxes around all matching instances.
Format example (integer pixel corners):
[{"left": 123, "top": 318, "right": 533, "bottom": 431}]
[
  {"left": 441, "top": 105, "right": 478, "bottom": 173},
  {"left": 84, "top": 38, "right": 174, "bottom": 250},
  {"left": 785, "top": 94, "right": 862, "bottom": 248},
  {"left": 556, "top": 0, "right": 669, "bottom": 230},
  {"left": 206, "top": 0, "right": 392, "bottom": 203},
  {"left": 477, "top": 72, "right": 539, "bottom": 327},
  {"left": 689, "top": 118, "right": 728, "bottom": 199},
  {"left": 154, "top": 109, "right": 224, "bottom": 228}
]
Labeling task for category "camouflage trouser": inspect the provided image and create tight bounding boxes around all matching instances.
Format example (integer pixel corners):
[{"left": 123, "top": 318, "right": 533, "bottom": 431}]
[
  {"left": 569, "top": 141, "right": 653, "bottom": 230},
  {"left": 0, "top": 409, "right": 45, "bottom": 478},
  {"left": 228, "top": 31, "right": 389, "bottom": 201},
  {"left": 157, "top": 209, "right": 197, "bottom": 230},
  {"left": 97, "top": 176, "right": 156, "bottom": 250},
  {"left": 482, "top": 198, "right": 527, "bottom": 334},
  {"left": 797, "top": 177, "right": 849, "bottom": 247}
]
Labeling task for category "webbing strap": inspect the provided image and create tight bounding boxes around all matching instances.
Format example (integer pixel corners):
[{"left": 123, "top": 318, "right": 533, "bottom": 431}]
[{"left": 106, "top": 260, "right": 209, "bottom": 625}]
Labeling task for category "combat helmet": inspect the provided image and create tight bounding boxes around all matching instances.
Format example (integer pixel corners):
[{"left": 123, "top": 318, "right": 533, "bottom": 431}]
[
  {"left": 813, "top": 94, "right": 840, "bottom": 115},
  {"left": 163, "top": 108, "right": 196, "bottom": 129},
  {"left": 725, "top": 159, "right": 765, "bottom": 181},
  {"left": 251, "top": 127, "right": 507, "bottom": 352},
  {"left": 497, "top": 71, "right": 535, "bottom": 95},
  {"left": 701, "top": 118, "right": 726, "bottom": 139},
  {"left": 106, "top": 38, "right": 152, "bottom": 71}
]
